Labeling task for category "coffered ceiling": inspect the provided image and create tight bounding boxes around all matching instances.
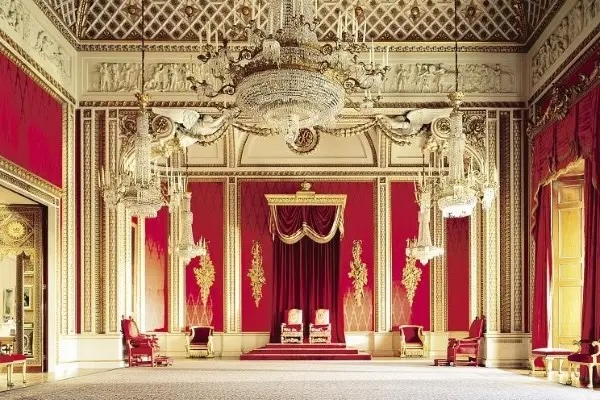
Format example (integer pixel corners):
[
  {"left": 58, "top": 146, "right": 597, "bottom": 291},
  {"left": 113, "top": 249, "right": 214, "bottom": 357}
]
[{"left": 38, "top": 0, "right": 560, "bottom": 46}]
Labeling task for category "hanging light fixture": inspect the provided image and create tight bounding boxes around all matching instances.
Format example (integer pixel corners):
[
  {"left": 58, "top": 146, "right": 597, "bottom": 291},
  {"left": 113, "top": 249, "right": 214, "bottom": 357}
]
[
  {"left": 406, "top": 154, "right": 444, "bottom": 265},
  {"left": 435, "top": 0, "right": 496, "bottom": 219},
  {"left": 178, "top": 192, "right": 207, "bottom": 264},
  {"left": 187, "top": 0, "right": 390, "bottom": 145},
  {"left": 99, "top": 0, "right": 164, "bottom": 219}
]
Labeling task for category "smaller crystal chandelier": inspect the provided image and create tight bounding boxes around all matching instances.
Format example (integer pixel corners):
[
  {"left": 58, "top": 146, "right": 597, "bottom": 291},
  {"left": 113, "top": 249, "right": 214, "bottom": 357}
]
[
  {"left": 406, "top": 155, "right": 444, "bottom": 265},
  {"left": 435, "top": 0, "right": 497, "bottom": 219},
  {"left": 99, "top": 0, "right": 164, "bottom": 219},
  {"left": 178, "top": 192, "right": 207, "bottom": 264}
]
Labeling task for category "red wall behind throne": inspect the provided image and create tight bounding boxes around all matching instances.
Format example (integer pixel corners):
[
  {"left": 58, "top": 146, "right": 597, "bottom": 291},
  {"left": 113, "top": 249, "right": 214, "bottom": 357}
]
[
  {"left": 390, "top": 181, "right": 430, "bottom": 331},
  {"left": 185, "top": 181, "right": 224, "bottom": 332},
  {"left": 0, "top": 53, "right": 63, "bottom": 187},
  {"left": 145, "top": 207, "right": 169, "bottom": 331},
  {"left": 240, "top": 180, "right": 375, "bottom": 332},
  {"left": 446, "top": 217, "right": 470, "bottom": 331}
]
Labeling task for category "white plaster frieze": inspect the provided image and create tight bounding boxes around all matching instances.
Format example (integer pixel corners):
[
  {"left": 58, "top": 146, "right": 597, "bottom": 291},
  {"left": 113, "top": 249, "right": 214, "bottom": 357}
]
[{"left": 0, "top": 0, "right": 76, "bottom": 95}]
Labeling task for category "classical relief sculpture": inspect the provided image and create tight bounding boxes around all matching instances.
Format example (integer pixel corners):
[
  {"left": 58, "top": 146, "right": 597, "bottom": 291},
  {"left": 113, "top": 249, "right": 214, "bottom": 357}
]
[
  {"left": 348, "top": 240, "right": 368, "bottom": 306},
  {"left": 532, "top": 0, "right": 594, "bottom": 85},
  {"left": 376, "top": 108, "right": 452, "bottom": 146},
  {"left": 96, "top": 62, "right": 200, "bottom": 92},
  {"left": 386, "top": 63, "right": 514, "bottom": 94},
  {"left": 247, "top": 241, "right": 266, "bottom": 307}
]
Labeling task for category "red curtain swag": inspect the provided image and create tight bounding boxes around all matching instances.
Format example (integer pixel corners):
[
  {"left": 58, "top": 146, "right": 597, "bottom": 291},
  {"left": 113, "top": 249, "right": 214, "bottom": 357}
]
[
  {"left": 269, "top": 205, "right": 344, "bottom": 244},
  {"left": 530, "top": 85, "right": 600, "bottom": 384}
]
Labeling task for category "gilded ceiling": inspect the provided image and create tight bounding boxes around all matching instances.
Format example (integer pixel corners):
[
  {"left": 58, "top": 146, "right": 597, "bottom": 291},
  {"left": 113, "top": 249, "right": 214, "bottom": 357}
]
[{"left": 38, "top": 0, "right": 560, "bottom": 45}]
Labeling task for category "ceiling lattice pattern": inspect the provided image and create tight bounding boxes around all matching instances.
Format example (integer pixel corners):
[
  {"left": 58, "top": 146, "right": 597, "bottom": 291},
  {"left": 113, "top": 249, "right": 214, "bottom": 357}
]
[{"left": 40, "top": 0, "right": 562, "bottom": 44}]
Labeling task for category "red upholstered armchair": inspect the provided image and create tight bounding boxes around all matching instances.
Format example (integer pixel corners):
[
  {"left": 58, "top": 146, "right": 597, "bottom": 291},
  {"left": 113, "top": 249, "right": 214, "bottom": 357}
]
[
  {"left": 186, "top": 326, "right": 214, "bottom": 358},
  {"left": 447, "top": 316, "right": 485, "bottom": 366},
  {"left": 567, "top": 339, "right": 600, "bottom": 389},
  {"left": 121, "top": 316, "right": 160, "bottom": 367},
  {"left": 399, "top": 325, "right": 425, "bottom": 358},
  {"left": 309, "top": 309, "right": 331, "bottom": 344},
  {"left": 281, "top": 309, "right": 303, "bottom": 344}
]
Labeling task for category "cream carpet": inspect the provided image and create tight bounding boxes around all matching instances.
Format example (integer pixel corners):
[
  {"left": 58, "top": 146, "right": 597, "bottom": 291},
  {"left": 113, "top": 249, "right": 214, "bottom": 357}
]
[{"left": 0, "top": 359, "right": 598, "bottom": 400}]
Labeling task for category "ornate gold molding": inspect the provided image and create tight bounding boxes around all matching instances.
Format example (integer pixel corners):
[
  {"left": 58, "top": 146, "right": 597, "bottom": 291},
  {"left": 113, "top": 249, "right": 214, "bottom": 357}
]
[
  {"left": 348, "top": 240, "right": 368, "bottom": 306},
  {"left": 194, "top": 250, "right": 216, "bottom": 306},
  {"left": 0, "top": 158, "right": 62, "bottom": 204},
  {"left": 265, "top": 182, "right": 347, "bottom": 206},
  {"left": 247, "top": 241, "right": 265, "bottom": 308},
  {"left": 401, "top": 256, "right": 422, "bottom": 308},
  {"left": 528, "top": 57, "right": 599, "bottom": 139}
]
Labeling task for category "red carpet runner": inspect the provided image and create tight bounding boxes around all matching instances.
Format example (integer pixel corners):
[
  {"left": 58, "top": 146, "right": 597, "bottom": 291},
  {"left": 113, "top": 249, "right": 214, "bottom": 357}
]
[{"left": 240, "top": 343, "right": 372, "bottom": 360}]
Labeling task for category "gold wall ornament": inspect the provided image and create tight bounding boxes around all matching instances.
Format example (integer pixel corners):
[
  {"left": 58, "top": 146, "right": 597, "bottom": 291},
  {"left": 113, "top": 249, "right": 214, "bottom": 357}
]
[
  {"left": 247, "top": 240, "right": 266, "bottom": 307},
  {"left": 348, "top": 240, "right": 368, "bottom": 306},
  {"left": 401, "top": 256, "right": 422, "bottom": 308},
  {"left": 194, "top": 250, "right": 216, "bottom": 306}
]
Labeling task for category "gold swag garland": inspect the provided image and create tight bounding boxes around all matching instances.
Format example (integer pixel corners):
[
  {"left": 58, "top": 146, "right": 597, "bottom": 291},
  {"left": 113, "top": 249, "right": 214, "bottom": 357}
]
[
  {"left": 348, "top": 240, "right": 368, "bottom": 306},
  {"left": 194, "top": 249, "right": 216, "bottom": 306},
  {"left": 401, "top": 256, "right": 422, "bottom": 308},
  {"left": 247, "top": 240, "right": 266, "bottom": 307}
]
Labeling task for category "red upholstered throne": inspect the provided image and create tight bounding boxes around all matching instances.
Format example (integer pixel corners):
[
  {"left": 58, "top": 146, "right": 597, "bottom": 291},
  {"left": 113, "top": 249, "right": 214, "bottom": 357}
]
[
  {"left": 567, "top": 339, "right": 600, "bottom": 389},
  {"left": 281, "top": 309, "right": 304, "bottom": 344},
  {"left": 186, "top": 326, "right": 214, "bottom": 358},
  {"left": 121, "top": 316, "right": 165, "bottom": 367},
  {"left": 398, "top": 325, "right": 425, "bottom": 358},
  {"left": 309, "top": 309, "right": 331, "bottom": 344},
  {"left": 446, "top": 316, "right": 485, "bottom": 366}
]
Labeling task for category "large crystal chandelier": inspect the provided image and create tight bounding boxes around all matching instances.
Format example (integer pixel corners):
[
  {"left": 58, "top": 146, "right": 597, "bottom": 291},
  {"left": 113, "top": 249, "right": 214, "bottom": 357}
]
[
  {"left": 435, "top": 0, "right": 496, "bottom": 219},
  {"left": 187, "top": 0, "right": 389, "bottom": 143},
  {"left": 99, "top": 0, "right": 164, "bottom": 219},
  {"left": 406, "top": 157, "right": 444, "bottom": 265},
  {"left": 178, "top": 192, "right": 207, "bottom": 264}
]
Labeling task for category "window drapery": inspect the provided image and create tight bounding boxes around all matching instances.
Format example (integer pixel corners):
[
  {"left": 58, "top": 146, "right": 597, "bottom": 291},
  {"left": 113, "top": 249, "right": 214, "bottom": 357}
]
[{"left": 268, "top": 204, "right": 344, "bottom": 244}]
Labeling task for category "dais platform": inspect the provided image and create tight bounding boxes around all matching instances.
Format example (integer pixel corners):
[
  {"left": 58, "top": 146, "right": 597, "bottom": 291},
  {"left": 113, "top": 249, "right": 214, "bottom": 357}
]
[{"left": 240, "top": 343, "right": 371, "bottom": 360}]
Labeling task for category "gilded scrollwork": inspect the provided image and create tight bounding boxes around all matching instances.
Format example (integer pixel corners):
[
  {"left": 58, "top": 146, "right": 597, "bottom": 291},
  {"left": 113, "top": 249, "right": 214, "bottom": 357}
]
[
  {"left": 348, "top": 240, "right": 368, "bottom": 306},
  {"left": 401, "top": 256, "right": 422, "bottom": 308},
  {"left": 247, "top": 240, "right": 266, "bottom": 307},
  {"left": 194, "top": 250, "right": 216, "bottom": 306}
]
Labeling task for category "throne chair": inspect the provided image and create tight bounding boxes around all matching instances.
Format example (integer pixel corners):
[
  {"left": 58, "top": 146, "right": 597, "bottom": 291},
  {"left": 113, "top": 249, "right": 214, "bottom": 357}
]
[
  {"left": 446, "top": 316, "right": 486, "bottom": 366},
  {"left": 567, "top": 339, "right": 600, "bottom": 389},
  {"left": 398, "top": 325, "right": 425, "bottom": 358},
  {"left": 186, "top": 326, "right": 214, "bottom": 358},
  {"left": 120, "top": 316, "right": 164, "bottom": 367},
  {"left": 281, "top": 309, "right": 304, "bottom": 344},
  {"left": 309, "top": 309, "right": 331, "bottom": 344}
]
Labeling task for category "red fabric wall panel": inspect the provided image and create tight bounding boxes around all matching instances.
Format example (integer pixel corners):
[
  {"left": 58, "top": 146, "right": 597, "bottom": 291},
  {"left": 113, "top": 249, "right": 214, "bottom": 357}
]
[
  {"left": 185, "top": 181, "right": 224, "bottom": 332},
  {"left": 390, "top": 182, "right": 430, "bottom": 330},
  {"left": 240, "top": 180, "right": 375, "bottom": 332},
  {"left": 446, "top": 217, "right": 470, "bottom": 331},
  {"left": 144, "top": 207, "right": 169, "bottom": 331},
  {"left": 0, "top": 54, "right": 62, "bottom": 187}
]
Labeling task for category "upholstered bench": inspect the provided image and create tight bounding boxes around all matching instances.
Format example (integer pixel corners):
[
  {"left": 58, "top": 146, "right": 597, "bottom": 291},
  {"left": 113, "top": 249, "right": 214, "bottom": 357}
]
[
  {"left": 0, "top": 354, "right": 27, "bottom": 387},
  {"left": 530, "top": 347, "right": 573, "bottom": 376}
]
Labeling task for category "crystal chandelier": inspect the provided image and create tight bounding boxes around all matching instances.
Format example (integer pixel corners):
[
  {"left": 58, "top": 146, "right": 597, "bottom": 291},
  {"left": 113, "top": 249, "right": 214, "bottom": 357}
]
[
  {"left": 406, "top": 156, "right": 444, "bottom": 265},
  {"left": 187, "top": 0, "right": 389, "bottom": 144},
  {"left": 435, "top": 0, "right": 496, "bottom": 219},
  {"left": 99, "top": 0, "right": 164, "bottom": 219},
  {"left": 178, "top": 192, "right": 207, "bottom": 264}
]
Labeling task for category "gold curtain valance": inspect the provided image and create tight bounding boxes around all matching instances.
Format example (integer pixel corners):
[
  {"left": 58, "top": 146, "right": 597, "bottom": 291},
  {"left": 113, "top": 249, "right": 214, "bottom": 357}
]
[{"left": 265, "top": 183, "right": 346, "bottom": 244}]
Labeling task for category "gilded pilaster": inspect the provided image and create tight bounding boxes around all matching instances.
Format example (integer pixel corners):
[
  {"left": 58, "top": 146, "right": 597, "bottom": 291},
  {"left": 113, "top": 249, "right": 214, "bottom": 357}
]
[
  {"left": 375, "top": 178, "right": 390, "bottom": 332},
  {"left": 227, "top": 178, "right": 240, "bottom": 332},
  {"left": 512, "top": 112, "right": 524, "bottom": 332},
  {"left": 469, "top": 208, "right": 480, "bottom": 321},
  {"left": 484, "top": 118, "right": 500, "bottom": 333},
  {"left": 136, "top": 218, "right": 146, "bottom": 331},
  {"left": 169, "top": 204, "right": 183, "bottom": 332},
  {"left": 499, "top": 111, "right": 512, "bottom": 333},
  {"left": 432, "top": 198, "right": 446, "bottom": 331}
]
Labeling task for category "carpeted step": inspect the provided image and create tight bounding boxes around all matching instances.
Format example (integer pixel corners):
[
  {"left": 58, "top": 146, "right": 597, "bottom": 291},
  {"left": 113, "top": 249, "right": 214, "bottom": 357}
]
[
  {"left": 248, "top": 348, "right": 359, "bottom": 355},
  {"left": 264, "top": 343, "right": 347, "bottom": 349},
  {"left": 240, "top": 352, "right": 372, "bottom": 361}
]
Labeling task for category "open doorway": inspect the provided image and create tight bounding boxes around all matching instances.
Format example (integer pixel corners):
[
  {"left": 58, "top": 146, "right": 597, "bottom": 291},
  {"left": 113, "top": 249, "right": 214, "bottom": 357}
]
[{"left": 550, "top": 160, "right": 584, "bottom": 349}]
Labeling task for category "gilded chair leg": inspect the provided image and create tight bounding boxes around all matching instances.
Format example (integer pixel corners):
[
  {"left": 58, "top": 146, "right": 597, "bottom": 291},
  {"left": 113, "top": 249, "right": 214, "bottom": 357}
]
[{"left": 587, "top": 365, "right": 594, "bottom": 389}]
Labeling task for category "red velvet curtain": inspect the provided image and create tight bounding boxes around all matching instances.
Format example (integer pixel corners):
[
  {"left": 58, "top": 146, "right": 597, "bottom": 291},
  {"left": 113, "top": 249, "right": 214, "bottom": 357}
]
[
  {"left": 270, "top": 205, "right": 345, "bottom": 343},
  {"left": 532, "top": 184, "right": 552, "bottom": 365}
]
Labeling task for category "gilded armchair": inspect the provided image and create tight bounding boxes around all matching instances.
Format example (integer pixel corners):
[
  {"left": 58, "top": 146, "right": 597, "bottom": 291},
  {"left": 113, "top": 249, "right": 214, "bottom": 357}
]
[
  {"left": 398, "top": 325, "right": 425, "bottom": 358},
  {"left": 281, "top": 309, "right": 304, "bottom": 344},
  {"left": 309, "top": 309, "right": 331, "bottom": 344},
  {"left": 447, "top": 316, "right": 485, "bottom": 366},
  {"left": 120, "top": 316, "right": 160, "bottom": 367},
  {"left": 186, "top": 326, "right": 214, "bottom": 358},
  {"left": 567, "top": 339, "right": 600, "bottom": 389}
]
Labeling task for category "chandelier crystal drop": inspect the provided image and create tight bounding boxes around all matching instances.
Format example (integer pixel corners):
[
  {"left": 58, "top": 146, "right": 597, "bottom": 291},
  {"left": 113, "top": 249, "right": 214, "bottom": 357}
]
[
  {"left": 406, "top": 170, "right": 444, "bottom": 265},
  {"left": 188, "top": 0, "right": 390, "bottom": 142},
  {"left": 178, "top": 192, "right": 207, "bottom": 264}
]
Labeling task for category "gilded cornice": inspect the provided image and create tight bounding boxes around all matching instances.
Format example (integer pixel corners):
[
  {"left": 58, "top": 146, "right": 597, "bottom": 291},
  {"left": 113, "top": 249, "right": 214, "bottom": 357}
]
[
  {"left": 0, "top": 33, "right": 75, "bottom": 104},
  {"left": 30, "top": 0, "right": 78, "bottom": 47},
  {"left": 523, "top": 0, "right": 563, "bottom": 50},
  {"left": 527, "top": 58, "right": 600, "bottom": 140},
  {"left": 0, "top": 157, "right": 62, "bottom": 204}
]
